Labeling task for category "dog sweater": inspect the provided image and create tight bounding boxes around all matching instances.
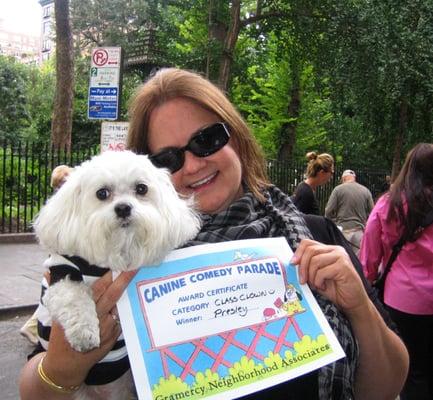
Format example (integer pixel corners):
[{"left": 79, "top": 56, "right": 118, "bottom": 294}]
[{"left": 32, "top": 254, "right": 130, "bottom": 385}]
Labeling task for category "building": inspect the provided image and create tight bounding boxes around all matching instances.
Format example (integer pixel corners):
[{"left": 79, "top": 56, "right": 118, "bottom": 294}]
[
  {"left": 0, "top": 28, "right": 40, "bottom": 64},
  {"left": 39, "top": 0, "right": 55, "bottom": 62}
]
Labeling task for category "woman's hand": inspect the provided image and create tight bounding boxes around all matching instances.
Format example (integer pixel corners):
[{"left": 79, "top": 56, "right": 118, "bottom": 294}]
[
  {"left": 40, "top": 270, "right": 136, "bottom": 388},
  {"left": 291, "top": 239, "right": 369, "bottom": 316}
]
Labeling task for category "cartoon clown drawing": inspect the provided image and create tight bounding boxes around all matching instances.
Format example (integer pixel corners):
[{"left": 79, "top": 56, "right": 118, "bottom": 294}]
[{"left": 281, "top": 283, "right": 305, "bottom": 316}]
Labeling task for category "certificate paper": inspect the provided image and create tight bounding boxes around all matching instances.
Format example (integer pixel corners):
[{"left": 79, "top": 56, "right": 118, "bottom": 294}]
[{"left": 117, "top": 237, "right": 345, "bottom": 400}]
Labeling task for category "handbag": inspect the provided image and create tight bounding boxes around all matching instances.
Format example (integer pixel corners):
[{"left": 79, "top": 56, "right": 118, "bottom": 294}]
[{"left": 373, "top": 208, "right": 433, "bottom": 302}]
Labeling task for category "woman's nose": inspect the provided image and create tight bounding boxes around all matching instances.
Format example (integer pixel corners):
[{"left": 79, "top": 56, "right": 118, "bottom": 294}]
[{"left": 182, "top": 151, "right": 206, "bottom": 174}]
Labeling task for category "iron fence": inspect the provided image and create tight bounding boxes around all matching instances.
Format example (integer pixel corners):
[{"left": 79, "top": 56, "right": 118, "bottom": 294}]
[
  {"left": 0, "top": 141, "right": 390, "bottom": 234},
  {"left": 268, "top": 159, "right": 390, "bottom": 213},
  {"left": 1, "top": 141, "right": 99, "bottom": 233}
]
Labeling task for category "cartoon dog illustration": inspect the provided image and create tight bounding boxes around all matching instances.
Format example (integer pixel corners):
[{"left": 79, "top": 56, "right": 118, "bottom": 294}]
[{"left": 281, "top": 284, "right": 305, "bottom": 316}]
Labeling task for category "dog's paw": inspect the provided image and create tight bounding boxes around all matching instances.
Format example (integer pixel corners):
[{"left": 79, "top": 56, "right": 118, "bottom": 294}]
[{"left": 66, "top": 325, "right": 101, "bottom": 352}]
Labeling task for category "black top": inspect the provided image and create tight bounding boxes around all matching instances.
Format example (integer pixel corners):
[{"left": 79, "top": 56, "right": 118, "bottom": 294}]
[
  {"left": 293, "top": 182, "right": 320, "bottom": 215},
  {"left": 28, "top": 255, "right": 129, "bottom": 386},
  {"left": 240, "top": 215, "right": 394, "bottom": 400}
]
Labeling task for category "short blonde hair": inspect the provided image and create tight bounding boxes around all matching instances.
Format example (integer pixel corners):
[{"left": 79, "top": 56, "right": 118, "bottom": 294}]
[
  {"left": 127, "top": 68, "right": 270, "bottom": 202},
  {"left": 305, "top": 151, "right": 334, "bottom": 178},
  {"left": 50, "top": 165, "right": 73, "bottom": 189}
]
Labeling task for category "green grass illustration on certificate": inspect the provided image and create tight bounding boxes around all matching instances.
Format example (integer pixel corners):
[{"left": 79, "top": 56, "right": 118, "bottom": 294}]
[{"left": 117, "top": 237, "right": 345, "bottom": 400}]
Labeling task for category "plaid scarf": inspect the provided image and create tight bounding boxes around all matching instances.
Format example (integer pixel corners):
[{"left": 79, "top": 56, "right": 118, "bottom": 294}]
[{"left": 188, "top": 185, "right": 358, "bottom": 399}]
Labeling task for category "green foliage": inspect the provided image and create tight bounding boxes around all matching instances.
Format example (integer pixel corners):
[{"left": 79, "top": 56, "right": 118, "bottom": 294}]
[
  {"left": 0, "top": 145, "right": 51, "bottom": 232},
  {"left": 0, "top": 56, "right": 31, "bottom": 142},
  {"left": 152, "top": 374, "right": 189, "bottom": 398},
  {"left": 229, "top": 355, "right": 258, "bottom": 375},
  {"left": 23, "top": 61, "right": 56, "bottom": 143},
  {"left": 2, "top": 0, "right": 433, "bottom": 169},
  {"left": 314, "top": 0, "right": 433, "bottom": 162},
  {"left": 231, "top": 32, "right": 293, "bottom": 158},
  {"left": 192, "top": 369, "right": 219, "bottom": 391}
]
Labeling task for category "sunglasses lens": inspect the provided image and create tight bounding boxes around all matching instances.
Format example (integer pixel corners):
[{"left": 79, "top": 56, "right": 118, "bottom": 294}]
[
  {"left": 149, "top": 123, "right": 230, "bottom": 174},
  {"left": 150, "top": 149, "right": 184, "bottom": 173},
  {"left": 189, "top": 123, "right": 229, "bottom": 157}
]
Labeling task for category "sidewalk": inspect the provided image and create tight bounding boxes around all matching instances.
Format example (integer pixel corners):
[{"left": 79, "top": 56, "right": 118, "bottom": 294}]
[{"left": 0, "top": 236, "right": 48, "bottom": 314}]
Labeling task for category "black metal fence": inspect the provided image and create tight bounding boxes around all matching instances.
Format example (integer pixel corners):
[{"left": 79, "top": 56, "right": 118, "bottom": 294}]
[
  {"left": 1, "top": 141, "right": 99, "bottom": 233},
  {"left": 268, "top": 160, "right": 390, "bottom": 213},
  {"left": 0, "top": 141, "right": 390, "bottom": 234}
]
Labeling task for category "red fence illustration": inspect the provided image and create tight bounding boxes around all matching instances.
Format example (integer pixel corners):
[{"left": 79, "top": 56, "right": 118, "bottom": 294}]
[{"left": 158, "top": 316, "right": 304, "bottom": 380}]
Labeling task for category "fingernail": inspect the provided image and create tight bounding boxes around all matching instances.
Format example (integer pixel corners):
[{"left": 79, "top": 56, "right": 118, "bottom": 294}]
[{"left": 291, "top": 255, "right": 298, "bottom": 265}]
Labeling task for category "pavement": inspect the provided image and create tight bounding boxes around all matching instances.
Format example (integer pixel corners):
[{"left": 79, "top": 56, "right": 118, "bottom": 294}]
[
  {"left": 0, "top": 235, "right": 48, "bottom": 399},
  {"left": 0, "top": 234, "right": 48, "bottom": 315}
]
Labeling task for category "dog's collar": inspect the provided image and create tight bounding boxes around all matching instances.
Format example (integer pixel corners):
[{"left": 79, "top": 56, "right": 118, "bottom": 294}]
[{"left": 62, "top": 255, "right": 110, "bottom": 277}]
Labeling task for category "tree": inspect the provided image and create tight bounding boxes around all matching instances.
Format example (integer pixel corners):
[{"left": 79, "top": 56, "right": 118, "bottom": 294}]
[
  {"left": 0, "top": 56, "right": 30, "bottom": 142},
  {"left": 52, "top": 0, "right": 74, "bottom": 149},
  {"left": 313, "top": 0, "right": 433, "bottom": 176}
]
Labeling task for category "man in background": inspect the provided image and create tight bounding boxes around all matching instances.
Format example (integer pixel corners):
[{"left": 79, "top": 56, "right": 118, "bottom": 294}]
[{"left": 325, "top": 169, "right": 374, "bottom": 255}]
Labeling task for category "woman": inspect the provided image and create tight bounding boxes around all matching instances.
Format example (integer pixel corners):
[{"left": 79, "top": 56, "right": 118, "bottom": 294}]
[
  {"left": 19, "top": 68, "right": 408, "bottom": 400},
  {"left": 360, "top": 143, "right": 433, "bottom": 400},
  {"left": 293, "top": 152, "right": 334, "bottom": 215}
]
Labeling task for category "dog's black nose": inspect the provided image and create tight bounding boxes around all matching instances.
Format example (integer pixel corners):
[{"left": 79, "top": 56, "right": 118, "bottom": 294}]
[{"left": 115, "top": 203, "right": 132, "bottom": 218}]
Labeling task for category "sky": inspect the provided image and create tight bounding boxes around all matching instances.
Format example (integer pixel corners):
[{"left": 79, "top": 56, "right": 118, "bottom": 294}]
[{"left": 0, "top": 0, "right": 42, "bottom": 36}]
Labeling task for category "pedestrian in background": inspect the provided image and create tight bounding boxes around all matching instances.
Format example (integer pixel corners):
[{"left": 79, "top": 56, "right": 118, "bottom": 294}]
[
  {"left": 50, "top": 165, "right": 73, "bottom": 191},
  {"left": 325, "top": 169, "right": 374, "bottom": 255},
  {"left": 292, "top": 151, "right": 334, "bottom": 215},
  {"left": 360, "top": 143, "right": 433, "bottom": 400}
]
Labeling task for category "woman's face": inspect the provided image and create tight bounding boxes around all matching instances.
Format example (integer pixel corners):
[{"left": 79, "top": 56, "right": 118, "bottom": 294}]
[
  {"left": 318, "top": 166, "right": 334, "bottom": 185},
  {"left": 147, "top": 98, "right": 243, "bottom": 214}
]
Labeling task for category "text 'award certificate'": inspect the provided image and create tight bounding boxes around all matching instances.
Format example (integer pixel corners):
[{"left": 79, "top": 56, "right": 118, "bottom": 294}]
[{"left": 117, "top": 237, "right": 345, "bottom": 400}]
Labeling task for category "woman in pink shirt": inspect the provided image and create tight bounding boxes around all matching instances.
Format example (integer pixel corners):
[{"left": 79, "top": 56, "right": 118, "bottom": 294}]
[{"left": 360, "top": 143, "right": 433, "bottom": 400}]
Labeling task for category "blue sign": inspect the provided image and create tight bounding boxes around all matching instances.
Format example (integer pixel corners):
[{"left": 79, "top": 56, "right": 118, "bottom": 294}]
[{"left": 88, "top": 87, "right": 119, "bottom": 120}]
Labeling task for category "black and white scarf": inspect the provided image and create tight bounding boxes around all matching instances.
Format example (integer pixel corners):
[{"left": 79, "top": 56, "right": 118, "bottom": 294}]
[{"left": 188, "top": 185, "right": 358, "bottom": 400}]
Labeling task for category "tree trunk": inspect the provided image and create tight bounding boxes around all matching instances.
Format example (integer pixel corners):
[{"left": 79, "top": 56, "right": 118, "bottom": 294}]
[
  {"left": 391, "top": 98, "right": 408, "bottom": 181},
  {"left": 51, "top": 0, "right": 74, "bottom": 150},
  {"left": 206, "top": 0, "right": 226, "bottom": 81},
  {"left": 217, "top": 0, "right": 241, "bottom": 91},
  {"left": 277, "top": 69, "right": 301, "bottom": 162}
]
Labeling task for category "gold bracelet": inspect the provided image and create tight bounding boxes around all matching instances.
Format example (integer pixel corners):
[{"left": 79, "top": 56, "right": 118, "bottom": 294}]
[{"left": 37, "top": 355, "right": 81, "bottom": 394}]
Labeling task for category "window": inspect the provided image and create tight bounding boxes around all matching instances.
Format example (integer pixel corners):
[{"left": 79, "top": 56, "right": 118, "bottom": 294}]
[
  {"left": 42, "top": 39, "right": 51, "bottom": 51},
  {"left": 43, "top": 4, "right": 53, "bottom": 18},
  {"left": 43, "top": 22, "right": 51, "bottom": 35}
]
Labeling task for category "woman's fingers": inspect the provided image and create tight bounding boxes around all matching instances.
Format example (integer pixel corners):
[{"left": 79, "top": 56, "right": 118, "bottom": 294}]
[
  {"left": 99, "top": 309, "right": 122, "bottom": 347},
  {"left": 292, "top": 239, "right": 334, "bottom": 284},
  {"left": 92, "top": 271, "right": 113, "bottom": 302},
  {"left": 305, "top": 251, "right": 342, "bottom": 289},
  {"left": 93, "top": 270, "right": 137, "bottom": 317},
  {"left": 292, "top": 239, "right": 369, "bottom": 312}
]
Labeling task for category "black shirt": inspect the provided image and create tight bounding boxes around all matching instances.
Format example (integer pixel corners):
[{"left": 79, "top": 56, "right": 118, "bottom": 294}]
[
  {"left": 293, "top": 182, "right": 320, "bottom": 215},
  {"left": 240, "top": 215, "right": 394, "bottom": 400}
]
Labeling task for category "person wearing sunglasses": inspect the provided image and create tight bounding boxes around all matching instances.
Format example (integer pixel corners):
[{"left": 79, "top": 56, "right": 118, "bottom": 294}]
[
  {"left": 292, "top": 151, "right": 335, "bottom": 215},
  {"left": 20, "top": 68, "right": 408, "bottom": 400}
]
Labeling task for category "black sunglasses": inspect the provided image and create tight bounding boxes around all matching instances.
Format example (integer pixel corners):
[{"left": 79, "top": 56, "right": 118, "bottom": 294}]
[{"left": 149, "top": 122, "right": 230, "bottom": 173}]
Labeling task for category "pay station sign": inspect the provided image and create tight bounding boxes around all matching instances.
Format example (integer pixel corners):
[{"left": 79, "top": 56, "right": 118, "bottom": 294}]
[{"left": 88, "top": 47, "right": 122, "bottom": 120}]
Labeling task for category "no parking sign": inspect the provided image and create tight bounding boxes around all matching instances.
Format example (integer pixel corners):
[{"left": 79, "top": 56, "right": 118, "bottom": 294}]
[{"left": 88, "top": 47, "right": 122, "bottom": 120}]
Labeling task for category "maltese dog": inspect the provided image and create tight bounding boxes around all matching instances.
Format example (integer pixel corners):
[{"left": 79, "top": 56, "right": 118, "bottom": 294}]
[{"left": 33, "top": 150, "right": 201, "bottom": 399}]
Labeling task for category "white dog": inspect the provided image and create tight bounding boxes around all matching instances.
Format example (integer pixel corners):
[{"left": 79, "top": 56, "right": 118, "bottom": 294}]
[{"left": 33, "top": 150, "right": 201, "bottom": 399}]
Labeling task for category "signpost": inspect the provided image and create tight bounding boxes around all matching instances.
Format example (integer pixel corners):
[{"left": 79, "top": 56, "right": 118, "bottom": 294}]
[{"left": 88, "top": 47, "right": 122, "bottom": 120}]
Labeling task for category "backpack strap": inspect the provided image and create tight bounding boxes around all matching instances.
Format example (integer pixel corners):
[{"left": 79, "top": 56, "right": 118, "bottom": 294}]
[{"left": 381, "top": 207, "right": 433, "bottom": 283}]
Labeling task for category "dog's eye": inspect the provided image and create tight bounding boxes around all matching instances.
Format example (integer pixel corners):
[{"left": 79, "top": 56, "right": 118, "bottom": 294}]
[
  {"left": 96, "top": 188, "right": 110, "bottom": 200},
  {"left": 136, "top": 183, "right": 148, "bottom": 196}
]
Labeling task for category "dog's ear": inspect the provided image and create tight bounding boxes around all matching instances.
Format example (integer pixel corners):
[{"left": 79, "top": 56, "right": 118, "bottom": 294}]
[{"left": 33, "top": 170, "right": 83, "bottom": 253}]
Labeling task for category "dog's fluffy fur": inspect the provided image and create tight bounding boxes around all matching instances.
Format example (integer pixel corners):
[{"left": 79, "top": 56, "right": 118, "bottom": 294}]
[{"left": 33, "top": 151, "right": 201, "bottom": 399}]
